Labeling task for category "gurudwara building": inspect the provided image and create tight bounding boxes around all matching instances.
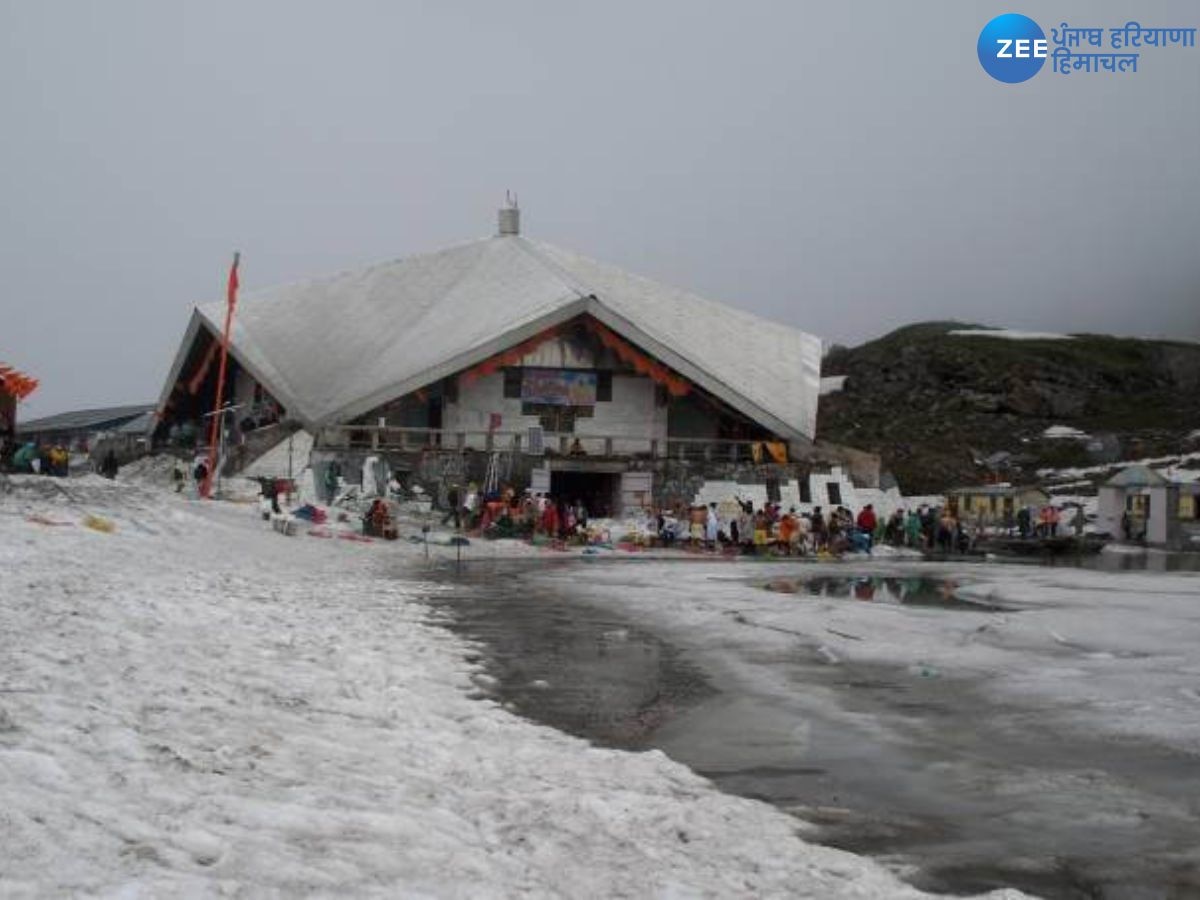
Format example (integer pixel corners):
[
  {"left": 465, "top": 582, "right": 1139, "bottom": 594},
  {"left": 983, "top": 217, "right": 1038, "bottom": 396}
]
[{"left": 155, "top": 206, "right": 878, "bottom": 514}]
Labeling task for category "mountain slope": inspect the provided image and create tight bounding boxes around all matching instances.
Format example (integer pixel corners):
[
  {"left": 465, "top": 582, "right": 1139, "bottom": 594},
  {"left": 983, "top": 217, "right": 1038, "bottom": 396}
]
[{"left": 817, "top": 323, "right": 1200, "bottom": 493}]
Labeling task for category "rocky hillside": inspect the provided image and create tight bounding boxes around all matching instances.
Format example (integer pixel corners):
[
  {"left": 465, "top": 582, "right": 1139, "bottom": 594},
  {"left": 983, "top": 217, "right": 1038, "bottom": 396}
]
[{"left": 817, "top": 323, "right": 1200, "bottom": 494}]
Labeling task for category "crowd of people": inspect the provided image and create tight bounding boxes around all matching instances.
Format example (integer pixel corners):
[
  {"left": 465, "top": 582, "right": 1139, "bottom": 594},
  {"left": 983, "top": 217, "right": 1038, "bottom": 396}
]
[
  {"left": 3, "top": 440, "right": 71, "bottom": 476},
  {"left": 0, "top": 439, "right": 117, "bottom": 478},
  {"left": 440, "top": 483, "right": 596, "bottom": 542},
  {"left": 649, "top": 499, "right": 1080, "bottom": 557},
  {"left": 653, "top": 501, "right": 890, "bottom": 556},
  {"left": 417, "top": 482, "right": 1086, "bottom": 556}
]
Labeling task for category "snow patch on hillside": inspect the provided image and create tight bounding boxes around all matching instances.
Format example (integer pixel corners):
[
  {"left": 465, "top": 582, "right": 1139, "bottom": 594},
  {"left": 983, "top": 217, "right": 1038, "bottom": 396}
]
[
  {"left": 949, "top": 329, "right": 1073, "bottom": 341},
  {"left": 1042, "top": 424, "right": 1089, "bottom": 440}
]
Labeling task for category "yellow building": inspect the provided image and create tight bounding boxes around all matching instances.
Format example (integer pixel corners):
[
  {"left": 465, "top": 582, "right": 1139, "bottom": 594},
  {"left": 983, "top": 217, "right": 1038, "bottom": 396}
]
[
  {"left": 949, "top": 484, "right": 1050, "bottom": 524},
  {"left": 1097, "top": 465, "right": 1200, "bottom": 549}
]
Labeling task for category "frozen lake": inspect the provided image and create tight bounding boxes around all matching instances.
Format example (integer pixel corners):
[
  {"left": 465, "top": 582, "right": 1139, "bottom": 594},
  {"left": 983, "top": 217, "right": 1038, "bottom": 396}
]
[{"left": 428, "top": 557, "right": 1200, "bottom": 899}]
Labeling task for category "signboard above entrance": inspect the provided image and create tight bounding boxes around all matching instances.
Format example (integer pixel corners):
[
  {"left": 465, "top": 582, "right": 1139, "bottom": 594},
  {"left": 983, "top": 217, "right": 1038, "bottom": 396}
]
[{"left": 521, "top": 368, "right": 596, "bottom": 406}]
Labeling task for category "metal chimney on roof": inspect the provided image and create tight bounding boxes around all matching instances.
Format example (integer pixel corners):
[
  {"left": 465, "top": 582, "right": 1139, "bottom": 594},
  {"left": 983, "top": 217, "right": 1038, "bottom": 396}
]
[{"left": 498, "top": 192, "right": 520, "bottom": 236}]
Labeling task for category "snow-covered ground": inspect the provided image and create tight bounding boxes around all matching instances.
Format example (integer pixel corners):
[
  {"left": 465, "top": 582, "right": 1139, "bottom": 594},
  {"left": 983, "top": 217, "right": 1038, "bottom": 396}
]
[
  {"left": 497, "top": 559, "right": 1200, "bottom": 896},
  {"left": 1038, "top": 450, "right": 1200, "bottom": 482},
  {"left": 0, "top": 475, "right": 1026, "bottom": 898},
  {"left": 529, "top": 560, "right": 1200, "bottom": 756}
]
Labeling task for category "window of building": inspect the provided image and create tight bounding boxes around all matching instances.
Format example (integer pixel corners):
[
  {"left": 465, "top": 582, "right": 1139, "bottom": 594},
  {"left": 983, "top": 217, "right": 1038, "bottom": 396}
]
[
  {"left": 799, "top": 479, "right": 811, "bottom": 504},
  {"left": 827, "top": 482, "right": 842, "bottom": 505},
  {"left": 503, "top": 368, "right": 522, "bottom": 399},
  {"left": 596, "top": 370, "right": 613, "bottom": 402}
]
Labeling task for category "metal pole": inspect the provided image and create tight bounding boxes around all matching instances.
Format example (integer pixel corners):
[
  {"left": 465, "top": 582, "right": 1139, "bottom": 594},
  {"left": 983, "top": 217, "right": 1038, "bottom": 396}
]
[{"left": 216, "top": 408, "right": 225, "bottom": 497}]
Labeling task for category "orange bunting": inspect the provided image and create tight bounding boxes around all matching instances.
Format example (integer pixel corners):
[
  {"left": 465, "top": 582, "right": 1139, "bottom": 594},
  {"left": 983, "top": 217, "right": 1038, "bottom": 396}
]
[
  {"left": 458, "top": 323, "right": 564, "bottom": 384},
  {"left": 586, "top": 320, "right": 691, "bottom": 397},
  {"left": 449, "top": 318, "right": 692, "bottom": 400},
  {"left": 0, "top": 363, "right": 39, "bottom": 400}
]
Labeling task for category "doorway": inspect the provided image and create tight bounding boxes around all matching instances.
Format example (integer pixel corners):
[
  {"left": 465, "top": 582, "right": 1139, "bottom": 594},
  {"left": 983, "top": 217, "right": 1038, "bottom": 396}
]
[{"left": 550, "top": 470, "right": 621, "bottom": 518}]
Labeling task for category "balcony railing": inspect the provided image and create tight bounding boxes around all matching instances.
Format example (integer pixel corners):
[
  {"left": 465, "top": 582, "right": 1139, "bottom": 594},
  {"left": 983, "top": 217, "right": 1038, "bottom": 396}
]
[{"left": 318, "top": 425, "right": 781, "bottom": 463}]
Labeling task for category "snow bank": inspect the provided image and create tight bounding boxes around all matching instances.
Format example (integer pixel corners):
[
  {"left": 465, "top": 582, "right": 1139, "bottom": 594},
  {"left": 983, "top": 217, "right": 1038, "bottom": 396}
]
[
  {"left": 242, "top": 430, "right": 314, "bottom": 479},
  {"left": 116, "top": 453, "right": 183, "bottom": 489},
  {"left": 1045, "top": 479, "right": 1094, "bottom": 492},
  {"left": 691, "top": 468, "right": 936, "bottom": 521},
  {"left": 1, "top": 476, "right": 1022, "bottom": 897},
  {"left": 1038, "top": 450, "right": 1200, "bottom": 481}
]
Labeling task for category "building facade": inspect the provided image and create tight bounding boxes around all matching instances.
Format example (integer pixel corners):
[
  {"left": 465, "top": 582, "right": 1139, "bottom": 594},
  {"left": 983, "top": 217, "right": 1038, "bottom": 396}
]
[
  {"left": 948, "top": 484, "right": 1050, "bottom": 524},
  {"left": 156, "top": 207, "right": 875, "bottom": 513},
  {"left": 1097, "top": 465, "right": 1200, "bottom": 549}
]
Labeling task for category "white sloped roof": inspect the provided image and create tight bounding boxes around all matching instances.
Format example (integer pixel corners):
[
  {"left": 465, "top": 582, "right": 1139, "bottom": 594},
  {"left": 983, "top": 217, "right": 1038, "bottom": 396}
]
[{"left": 188, "top": 234, "right": 822, "bottom": 440}]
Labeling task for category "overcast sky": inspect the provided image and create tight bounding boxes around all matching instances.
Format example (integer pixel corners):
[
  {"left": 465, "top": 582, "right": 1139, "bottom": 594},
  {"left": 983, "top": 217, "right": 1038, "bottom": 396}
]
[{"left": 3, "top": 0, "right": 1197, "bottom": 419}]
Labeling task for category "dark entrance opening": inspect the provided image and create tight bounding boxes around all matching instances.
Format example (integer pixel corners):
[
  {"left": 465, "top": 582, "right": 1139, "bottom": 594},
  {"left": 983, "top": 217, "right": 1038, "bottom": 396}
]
[{"left": 550, "top": 470, "right": 621, "bottom": 518}]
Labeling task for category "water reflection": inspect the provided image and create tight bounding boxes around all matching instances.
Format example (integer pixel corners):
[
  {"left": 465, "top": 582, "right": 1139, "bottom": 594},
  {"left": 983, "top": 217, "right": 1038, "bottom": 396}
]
[
  {"left": 430, "top": 573, "right": 715, "bottom": 748},
  {"left": 762, "top": 575, "right": 1009, "bottom": 611},
  {"left": 1063, "top": 550, "right": 1200, "bottom": 573}
]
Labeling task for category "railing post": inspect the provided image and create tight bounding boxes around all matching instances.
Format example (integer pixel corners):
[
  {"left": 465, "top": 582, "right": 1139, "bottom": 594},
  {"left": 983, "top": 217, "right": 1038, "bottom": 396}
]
[
  {"left": 604, "top": 437, "right": 613, "bottom": 456},
  {"left": 704, "top": 443, "right": 712, "bottom": 462},
  {"left": 650, "top": 439, "right": 659, "bottom": 458},
  {"left": 456, "top": 432, "right": 465, "bottom": 450},
  {"left": 514, "top": 433, "right": 522, "bottom": 452},
  {"left": 486, "top": 431, "right": 494, "bottom": 451},
  {"left": 371, "top": 428, "right": 379, "bottom": 451}
]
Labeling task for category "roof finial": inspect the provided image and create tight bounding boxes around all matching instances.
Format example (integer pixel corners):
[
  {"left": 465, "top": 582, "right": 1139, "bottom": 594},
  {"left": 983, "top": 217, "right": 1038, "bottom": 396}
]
[{"left": 498, "top": 192, "right": 520, "bottom": 236}]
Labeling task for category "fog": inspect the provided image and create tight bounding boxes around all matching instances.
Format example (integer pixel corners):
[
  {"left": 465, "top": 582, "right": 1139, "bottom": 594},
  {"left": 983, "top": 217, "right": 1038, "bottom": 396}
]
[{"left": 2, "top": 0, "right": 1196, "bottom": 418}]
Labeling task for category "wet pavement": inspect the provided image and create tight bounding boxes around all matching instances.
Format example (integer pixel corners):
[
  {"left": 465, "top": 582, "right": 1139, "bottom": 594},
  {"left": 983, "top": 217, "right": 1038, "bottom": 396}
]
[
  {"left": 422, "top": 560, "right": 1200, "bottom": 900},
  {"left": 435, "top": 568, "right": 715, "bottom": 748}
]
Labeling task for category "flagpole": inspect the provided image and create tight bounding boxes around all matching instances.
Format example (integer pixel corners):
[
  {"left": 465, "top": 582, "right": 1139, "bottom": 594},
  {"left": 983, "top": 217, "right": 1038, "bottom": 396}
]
[{"left": 201, "top": 251, "right": 240, "bottom": 498}]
